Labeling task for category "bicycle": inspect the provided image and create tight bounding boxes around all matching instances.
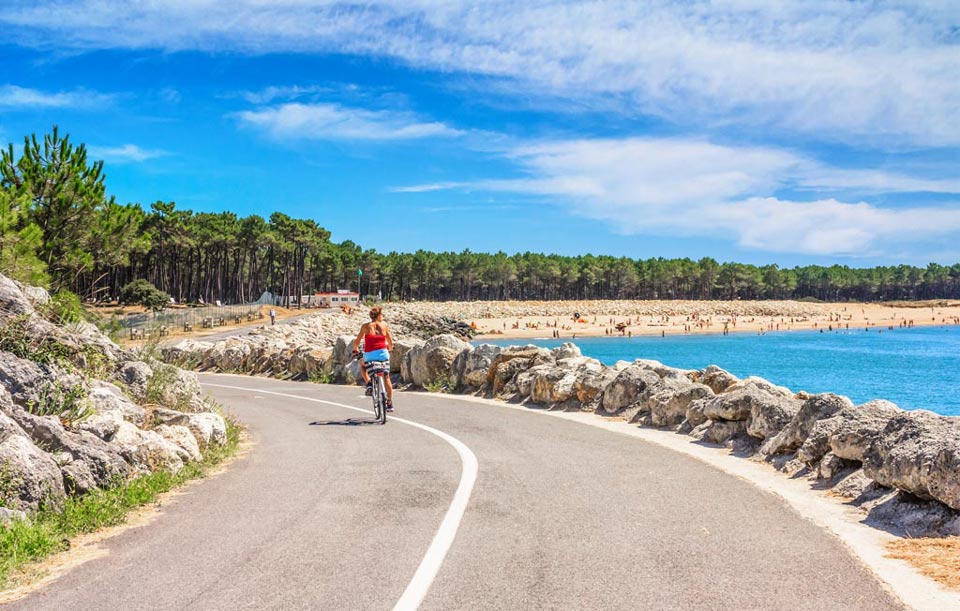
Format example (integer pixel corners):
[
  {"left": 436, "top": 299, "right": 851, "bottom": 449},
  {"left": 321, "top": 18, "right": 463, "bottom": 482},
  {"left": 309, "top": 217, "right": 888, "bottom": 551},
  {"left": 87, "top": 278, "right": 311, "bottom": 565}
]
[{"left": 364, "top": 359, "right": 389, "bottom": 425}]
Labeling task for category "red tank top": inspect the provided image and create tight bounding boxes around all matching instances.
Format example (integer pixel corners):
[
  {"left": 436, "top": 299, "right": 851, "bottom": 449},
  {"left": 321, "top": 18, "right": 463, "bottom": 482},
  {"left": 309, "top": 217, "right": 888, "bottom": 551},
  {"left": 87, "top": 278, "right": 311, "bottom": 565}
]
[{"left": 364, "top": 324, "right": 387, "bottom": 351}]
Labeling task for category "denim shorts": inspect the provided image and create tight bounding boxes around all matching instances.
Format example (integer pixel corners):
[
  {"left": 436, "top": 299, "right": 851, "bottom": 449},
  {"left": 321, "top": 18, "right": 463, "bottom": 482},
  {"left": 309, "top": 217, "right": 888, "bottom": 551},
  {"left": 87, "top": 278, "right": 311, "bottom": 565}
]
[{"left": 363, "top": 348, "right": 390, "bottom": 362}]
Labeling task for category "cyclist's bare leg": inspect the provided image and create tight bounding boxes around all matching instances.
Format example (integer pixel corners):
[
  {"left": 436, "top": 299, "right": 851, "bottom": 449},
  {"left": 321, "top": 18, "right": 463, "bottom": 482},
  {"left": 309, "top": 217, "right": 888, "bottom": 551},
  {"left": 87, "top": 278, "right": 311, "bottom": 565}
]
[
  {"left": 360, "top": 361, "right": 370, "bottom": 385},
  {"left": 385, "top": 376, "right": 393, "bottom": 402}
]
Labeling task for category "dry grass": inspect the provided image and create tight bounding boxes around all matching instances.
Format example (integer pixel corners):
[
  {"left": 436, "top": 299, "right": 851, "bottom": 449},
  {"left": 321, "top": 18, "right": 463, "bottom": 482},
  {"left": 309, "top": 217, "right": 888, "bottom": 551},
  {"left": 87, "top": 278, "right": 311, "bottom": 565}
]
[{"left": 886, "top": 537, "right": 960, "bottom": 590}]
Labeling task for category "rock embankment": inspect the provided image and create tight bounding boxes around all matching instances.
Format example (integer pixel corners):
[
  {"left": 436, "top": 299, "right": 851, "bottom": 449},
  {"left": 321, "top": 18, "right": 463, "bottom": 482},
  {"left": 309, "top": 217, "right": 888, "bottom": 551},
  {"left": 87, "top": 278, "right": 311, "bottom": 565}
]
[
  {"left": 0, "top": 275, "right": 228, "bottom": 520},
  {"left": 161, "top": 305, "right": 474, "bottom": 378},
  {"left": 167, "top": 318, "right": 960, "bottom": 536}
]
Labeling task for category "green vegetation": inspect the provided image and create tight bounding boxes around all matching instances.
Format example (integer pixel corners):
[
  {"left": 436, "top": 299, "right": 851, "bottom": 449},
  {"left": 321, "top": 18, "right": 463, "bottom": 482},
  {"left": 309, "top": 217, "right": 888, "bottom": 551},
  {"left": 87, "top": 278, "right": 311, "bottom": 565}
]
[
  {"left": 2, "top": 126, "right": 960, "bottom": 304},
  {"left": 119, "top": 279, "right": 170, "bottom": 312},
  {"left": 0, "top": 315, "right": 72, "bottom": 367},
  {"left": 423, "top": 373, "right": 457, "bottom": 394},
  {"left": 307, "top": 370, "right": 334, "bottom": 384},
  {"left": 25, "top": 379, "right": 93, "bottom": 426},
  {"left": 38, "top": 290, "right": 88, "bottom": 325},
  {"left": 0, "top": 414, "right": 242, "bottom": 588}
]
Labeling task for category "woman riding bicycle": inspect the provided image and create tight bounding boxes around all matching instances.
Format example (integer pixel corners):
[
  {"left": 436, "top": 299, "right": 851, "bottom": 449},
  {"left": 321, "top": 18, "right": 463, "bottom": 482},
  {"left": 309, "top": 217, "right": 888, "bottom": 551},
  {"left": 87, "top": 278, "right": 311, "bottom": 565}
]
[{"left": 352, "top": 306, "right": 395, "bottom": 411}]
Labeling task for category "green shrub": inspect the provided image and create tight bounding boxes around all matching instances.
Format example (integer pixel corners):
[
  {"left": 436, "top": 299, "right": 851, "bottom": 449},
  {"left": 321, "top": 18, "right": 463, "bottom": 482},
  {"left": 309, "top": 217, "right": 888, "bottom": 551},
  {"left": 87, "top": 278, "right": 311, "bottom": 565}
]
[
  {"left": 40, "top": 290, "right": 87, "bottom": 325},
  {"left": 25, "top": 379, "right": 93, "bottom": 426},
  {"left": 308, "top": 370, "right": 334, "bottom": 384},
  {"left": 423, "top": 373, "right": 457, "bottom": 393},
  {"left": 120, "top": 279, "right": 170, "bottom": 312},
  {"left": 0, "top": 315, "right": 72, "bottom": 367}
]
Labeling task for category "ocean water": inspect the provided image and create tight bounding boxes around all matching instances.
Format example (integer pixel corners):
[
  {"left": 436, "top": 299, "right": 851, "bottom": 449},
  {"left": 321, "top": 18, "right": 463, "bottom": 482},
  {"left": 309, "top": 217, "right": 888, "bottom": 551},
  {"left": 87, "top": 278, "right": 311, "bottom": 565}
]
[{"left": 478, "top": 326, "right": 960, "bottom": 416}]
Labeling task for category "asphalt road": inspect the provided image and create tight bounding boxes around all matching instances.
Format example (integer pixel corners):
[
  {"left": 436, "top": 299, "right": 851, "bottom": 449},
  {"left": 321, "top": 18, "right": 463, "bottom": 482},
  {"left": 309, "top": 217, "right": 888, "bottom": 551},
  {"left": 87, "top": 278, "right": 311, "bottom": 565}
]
[{"left": 9, "top": 375, "right": 905, "bottom": 611}]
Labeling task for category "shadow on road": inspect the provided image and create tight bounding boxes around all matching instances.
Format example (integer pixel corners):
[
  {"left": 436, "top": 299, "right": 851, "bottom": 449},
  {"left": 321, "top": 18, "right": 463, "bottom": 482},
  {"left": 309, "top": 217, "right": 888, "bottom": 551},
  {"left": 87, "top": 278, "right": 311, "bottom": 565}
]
[{"left": 310, "top": 418, "right": 381, "bottom": 426}]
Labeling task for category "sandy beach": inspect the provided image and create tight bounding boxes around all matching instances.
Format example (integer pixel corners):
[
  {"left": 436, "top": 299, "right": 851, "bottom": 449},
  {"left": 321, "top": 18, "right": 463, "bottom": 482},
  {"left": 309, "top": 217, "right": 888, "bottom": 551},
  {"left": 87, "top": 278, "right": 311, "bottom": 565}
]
[{"left": 457, "top": 299, "right": 960, "bottom": 340}]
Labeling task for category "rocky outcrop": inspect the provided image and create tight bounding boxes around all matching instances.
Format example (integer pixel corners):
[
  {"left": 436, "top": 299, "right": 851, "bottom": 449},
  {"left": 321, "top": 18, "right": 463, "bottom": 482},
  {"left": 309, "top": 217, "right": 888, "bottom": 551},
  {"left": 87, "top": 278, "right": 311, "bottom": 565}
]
[
  {"left": 0, "top": 408, "right": 66, "bottom": 510},
  {"left": 648, "top": 381, "right": 713, "bottom": 427},
  {"left": 695, "top": 365, "right": 740, "bottom": 394},
  {"left": 797, "top": 399, "right": 901, "bottom": 466},
  {"left": 456, "top": 343, "right": 501, "bottom": 389},
  {"left": 760, "top": 393, "right": 852, "bottom": 457},
  {"left": 153, "top": 408, "right": 228, "bottom": 449},
  {"left": 0, "top": 274, "right": 230, "bottom": 511},
  {"left": 404, "top": 334, "right": 472, "bottom": 388},
  {"left": 862, "top": 411, "right": 960, "bottom": 510},
  {"left": 599, "top": 365, "right": 660, "bottom": 415}
]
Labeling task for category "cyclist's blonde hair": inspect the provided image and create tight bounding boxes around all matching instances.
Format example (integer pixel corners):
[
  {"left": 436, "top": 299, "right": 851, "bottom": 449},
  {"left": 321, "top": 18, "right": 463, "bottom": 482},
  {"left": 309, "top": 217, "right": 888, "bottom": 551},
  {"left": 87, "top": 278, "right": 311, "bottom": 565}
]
[{"left": 369, "top": 306, "right": 383, "bottom": 321}]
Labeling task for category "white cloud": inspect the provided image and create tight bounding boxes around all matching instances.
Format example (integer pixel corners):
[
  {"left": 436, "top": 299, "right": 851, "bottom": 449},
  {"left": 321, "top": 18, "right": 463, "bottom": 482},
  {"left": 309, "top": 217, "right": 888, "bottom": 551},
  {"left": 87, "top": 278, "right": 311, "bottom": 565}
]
[
  {"left": 240, "top": 85, "right": 335, "bottom": 105},
  {"left": 0, "top": 84, "right": 113, "bottom": 109},
  {"left": 235, "top": 102, "right": 461, "bottom": 141},
  {"left": 1, "top": 1, "right": 958, "bottom": 146},
  {"left": 394, "top": 137, "right": 960, "bottom": 256},
  {"left": 88, "top": 144, "right": 167, "bottom": 163}
]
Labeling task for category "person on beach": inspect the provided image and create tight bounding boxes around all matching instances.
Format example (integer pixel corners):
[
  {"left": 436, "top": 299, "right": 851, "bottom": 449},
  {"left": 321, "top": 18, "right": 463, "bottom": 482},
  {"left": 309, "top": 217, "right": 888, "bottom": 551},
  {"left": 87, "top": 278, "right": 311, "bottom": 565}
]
[
  {"left": 353, "top": 306, "right": 395, "bottom": 411},
  {"left": 269, "top": 308, "right": 276, "bottom": 325}
]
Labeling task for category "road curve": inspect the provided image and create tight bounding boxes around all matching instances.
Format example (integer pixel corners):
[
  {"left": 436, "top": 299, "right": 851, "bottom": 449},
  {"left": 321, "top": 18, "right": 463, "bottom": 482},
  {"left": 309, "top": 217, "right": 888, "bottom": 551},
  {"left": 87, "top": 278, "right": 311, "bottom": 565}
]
[{"left": 9, "top": 375, "right": 904, "bottom": 611}]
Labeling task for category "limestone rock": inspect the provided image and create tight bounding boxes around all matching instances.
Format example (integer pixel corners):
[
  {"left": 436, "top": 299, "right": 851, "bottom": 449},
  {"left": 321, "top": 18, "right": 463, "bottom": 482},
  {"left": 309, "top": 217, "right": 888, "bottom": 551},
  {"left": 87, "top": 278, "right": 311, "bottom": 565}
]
[
  {"left": 9, "top": 408, "right": 132, "bottom": 491},
  {"left": 648, "top": 381, "right": 714, "bottom": 427},
  {"left": 154, "top": 424, "right": 203, "bottom": 462},
  {"left": 112, "top": 421, "right": 185, "bottom": 474},
  {"left": 154, "top": 365, "right": 205, "bottom": 411},
  {"left": 485, "top": 346, "right": 551, "bottom": 395},
  {"left": 490, "top": 356, "right": 538, "bottom": 397},
  {"left": 702, "top": 382, "right": 783, "bottom": 422},
  {"left": 333, "top": 335, "right": 357, "bottom": 366},
  {"left": 514, "top": 363, "right": 549, "bottom": 399},
  {"left": 120, "top": 360, "right": 153, "bottom": 402},
  {"left": 153, "top": 408, "right": 227, "bottom": 448},
  {"left": 0, "top": 274, "right": 37, "bottom": 316},
  {"left": 221, "top": 341, "right": 253, "bottom": 372},
  {"left": 724, "top": 376, "right": 793, "bottom": 399},
  {"left": 828, "top": 400, "right": 902, "bottom": 461},
  {"left": 405, "top": 334, "right": 472, "bottom": 388},
  {"left": 817, "top": 452, "right": 857, "bottom": 480},
  {"left": 574, "top": 364, "right": 618, "bottom": 408},
  {"left": 76, "top": 408, "right": 123, "bottom": 441},
  {"left": 796, "top": 399, "right": 901, "bottom": 465},
  {"left": 599, "top": 365, "right": 660, "bottom": 415},
  {"left": 683, "top": 399, "right": 709, "bottom": 428},
  {"left": 456, "top": 343, "right": 501, "bottom": 389},
  {"left": 863, "top": 410, "right": 960, "bottom": 510},
  {"left": 15, "top": 281, "right": 51, "bottom": 308},
  {"left": 88, "top": 381, "right": 147, "bottom": 427},
  {"left": 746, "top": 391, "right": 803, "bottom": 441},
  {"left": 697, "top": 365, "right": 740, "bottom": 394},
  {"left": 690, "top": 419, "right": 748, "bottom": 446},
  {"left": 760, "top": 393, "right": 853, "bottom": 457},
  {"left": 551, "top": 342, "right": 581, "bottom": 360},
  {"left": 864, "top": 491, "right": 960, "bottom": 537},
  {"left": 0, "top": 426, "right": 66, "bottom": 510},
  {"left": 0, "top": 507, "right": 27, "bottom": 525},
  {"left": 289, "top": 346, "right": 332, "bottom": 378},
  {"left": 391, "top": 338, "right": 424, "bottom": 375}
]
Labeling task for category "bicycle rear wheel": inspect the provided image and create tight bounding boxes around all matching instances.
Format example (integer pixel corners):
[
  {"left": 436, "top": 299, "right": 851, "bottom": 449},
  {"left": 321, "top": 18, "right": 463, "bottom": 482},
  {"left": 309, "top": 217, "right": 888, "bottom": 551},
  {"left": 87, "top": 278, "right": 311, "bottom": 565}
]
[
  {"left": 375, "top": 375, "right": 387, "bottom": 424},
  {"left": 370, "top": 376, "right": 386, "bottom": 421}
]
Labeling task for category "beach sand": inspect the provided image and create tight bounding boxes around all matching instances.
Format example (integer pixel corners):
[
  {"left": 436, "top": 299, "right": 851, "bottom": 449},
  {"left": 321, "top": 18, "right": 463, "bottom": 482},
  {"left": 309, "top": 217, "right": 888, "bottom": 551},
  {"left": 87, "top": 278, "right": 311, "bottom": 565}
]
[{"left": 465, "top": 300, "right": 960, "bottom": 340}]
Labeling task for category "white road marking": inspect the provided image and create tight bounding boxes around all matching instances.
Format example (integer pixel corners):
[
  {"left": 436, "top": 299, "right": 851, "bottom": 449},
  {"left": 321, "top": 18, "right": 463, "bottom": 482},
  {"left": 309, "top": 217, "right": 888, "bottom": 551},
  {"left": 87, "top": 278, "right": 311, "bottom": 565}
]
[{"left": 201, "top": 382, "right": 478, "bottom": 611}]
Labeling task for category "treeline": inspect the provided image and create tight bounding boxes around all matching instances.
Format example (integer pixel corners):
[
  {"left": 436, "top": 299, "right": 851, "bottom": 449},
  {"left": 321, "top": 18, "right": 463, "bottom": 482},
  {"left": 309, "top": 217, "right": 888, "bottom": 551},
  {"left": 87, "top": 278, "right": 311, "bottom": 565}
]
[{"left": 3, "top": 127, "right": 960, "bottom": 305}]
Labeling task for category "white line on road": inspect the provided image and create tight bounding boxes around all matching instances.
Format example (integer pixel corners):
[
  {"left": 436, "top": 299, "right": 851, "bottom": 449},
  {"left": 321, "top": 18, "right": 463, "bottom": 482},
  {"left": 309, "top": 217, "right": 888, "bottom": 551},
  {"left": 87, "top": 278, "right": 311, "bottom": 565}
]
[{"left": 201, "top": 382, "right": 478, "bottom": 611}]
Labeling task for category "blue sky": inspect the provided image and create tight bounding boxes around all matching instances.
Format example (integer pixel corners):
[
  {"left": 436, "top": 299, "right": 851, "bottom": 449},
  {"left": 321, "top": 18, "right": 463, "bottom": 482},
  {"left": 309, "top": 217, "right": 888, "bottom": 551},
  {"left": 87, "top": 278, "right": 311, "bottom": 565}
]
[{"left": 1, "top": 1, "right": 958, "bottom": 266}]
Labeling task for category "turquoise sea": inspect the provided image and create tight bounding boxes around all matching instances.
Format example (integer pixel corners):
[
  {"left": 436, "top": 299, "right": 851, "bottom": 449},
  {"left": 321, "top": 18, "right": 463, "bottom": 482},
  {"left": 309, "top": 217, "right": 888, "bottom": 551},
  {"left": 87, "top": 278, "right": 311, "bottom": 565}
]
[{"left": 479, "top": 326, "right": 960, "bottom": 416}]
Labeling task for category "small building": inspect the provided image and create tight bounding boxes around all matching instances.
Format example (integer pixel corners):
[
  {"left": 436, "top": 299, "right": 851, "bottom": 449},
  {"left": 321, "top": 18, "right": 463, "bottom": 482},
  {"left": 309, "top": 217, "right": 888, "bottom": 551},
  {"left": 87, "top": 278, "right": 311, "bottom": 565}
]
[{"left": 314, "top": 290, "right": 360, "bottom": 308}]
